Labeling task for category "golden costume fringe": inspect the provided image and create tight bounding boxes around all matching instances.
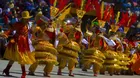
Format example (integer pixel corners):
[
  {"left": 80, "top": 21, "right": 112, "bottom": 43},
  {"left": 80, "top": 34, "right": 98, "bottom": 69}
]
[
  {"left": 4, "top": 44, "right": 35, "bottom": 64},
  {"left": 83, "top": 59, "right": 103, "bottom": 68},
  {"left": 102, "top": 50, "right": 120, "bottom": 72},
  {"left": 58, "top": 49, "right": 78, "bottom": 58},
  {"left": 64, "top": 41, "right": 81, "bottom": 52},
  {"left": 117, "top": 53, "right": 130, "bottom": 70},
  {"left": 34, "top": 41, "right": 58, "bottom": 55},
  {"left": 33, "top": 40, "right": 58, "bottom": 65},
  {"left": 57, "top": 41, "right": 80, "bottom": 59},
  {"left": 84, "top": 48, "right": 106, "bottom": 59},
  {"left": 104, "top": 50, "right": 118, "bottom": 59},
  {"left": 57, "top": 41, "right": 80, "bottom": 70},
  {"left": 82, "top": 49, "right": 105, "bottom": 69},
  {"left": 104, "top": 59, "right": 119, "bottom": 64},
  {"left": 57, "top": 54, "right": 78, "bottom": 64}
]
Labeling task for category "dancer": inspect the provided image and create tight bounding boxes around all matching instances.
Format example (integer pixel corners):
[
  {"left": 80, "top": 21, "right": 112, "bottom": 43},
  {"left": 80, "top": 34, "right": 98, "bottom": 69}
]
[
  {"left": 1, "top": 11, "right": 35, "bottom": 78},
  {"left": 0, "top": 26, "right": 6, "bottom": 58},
  {"left": 130, "top": 44, "right": 140, "bottom": 74},
  {"left": 100, "top": 32, "right": 120, "bottom": 76},
  {"left": 125, "top": 39, "right": 137, "bottom": 75},
  {"left": 81, "top": 25, "right": 106, "bottom": 76},
  {"left": 57, "top": 19, "right": 82, "bottom": 77},
  {"left": 28, "top": 14, "right": 58, "bottom": 77},
  {"left": 112, "top": 32, "right": 130, "bottom": 75}
]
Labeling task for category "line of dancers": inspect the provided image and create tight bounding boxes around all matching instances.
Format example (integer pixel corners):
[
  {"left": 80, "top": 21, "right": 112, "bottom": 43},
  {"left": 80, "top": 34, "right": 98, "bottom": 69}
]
[{"left": 0, "top": 10, "right": 140, "bottom": 78}]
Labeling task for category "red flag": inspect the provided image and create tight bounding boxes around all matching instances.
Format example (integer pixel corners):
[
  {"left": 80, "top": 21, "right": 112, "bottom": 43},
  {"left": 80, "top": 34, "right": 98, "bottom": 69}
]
[
  {"left": 93, "top": 0, "right": 101, "bottom": 20},
  {"left": 58, "top": 0, "right": 68, "bottom": 11},
  {"left": 107, "top": 7, "right": 114, "bottom": 22},
  {"left": 118, "top": 12, "right": 129, "bottom": 26},
  {"left": 49, "top": 0, "right": 55, "bottom": 5},
  {"left": 85, "top": 0, "right": 91, "bottom": 12},
  {"left": 128, "top": 13, "right": 137, "bottom": 27},
  {"left": 103, "top": 5, "right": 110, "bottom": 21},
  {"left": 124, "top": 12, "right": 130, "bottom": 26},
  {"left": 110, "top": 7, "right": 115, "bottom": 21},
  {"left": 73, "top": 0, "right": 82, "bottom": 9}
]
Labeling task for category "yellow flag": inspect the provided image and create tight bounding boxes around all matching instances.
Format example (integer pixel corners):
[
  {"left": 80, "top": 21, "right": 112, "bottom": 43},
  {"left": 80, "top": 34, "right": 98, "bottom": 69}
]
[
  {"left": 58, "top": 7, "right": 71, "bottom": 20},
  {"left": 98, "top": 20, "right": 105, "bottom": 28},
  {"left": 50, "top": 6, "right": 59, "bottom": 17},
  {"left": 76, "top": 9, "right": 86, "bottom": 19},
  {"left": 124, "top": 27, "right": 129, "bottom": 33},
  {"left": 110, "top": 24, "right": 119, "bottom": 32}
]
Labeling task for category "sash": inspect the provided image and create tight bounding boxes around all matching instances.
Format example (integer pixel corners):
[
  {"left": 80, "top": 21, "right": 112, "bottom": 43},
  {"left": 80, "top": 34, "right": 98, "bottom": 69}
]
[
  {"left": 116, "top": 38, "right": 124, "bottom": 52},
  {"left": 101, "top": 36, "right": 116, "bottom": 47},
  {"left": 81, "top": 38, "right": 88, "bottom": 45},
  {"left": 28, "top": 22, "right": 35, "bottom": 52},
  {"left": 54, "top": 28, "right": 60, "bottom": 48},
  {"left": 130, "top": 49, "right": 136, "bottom": 54}
]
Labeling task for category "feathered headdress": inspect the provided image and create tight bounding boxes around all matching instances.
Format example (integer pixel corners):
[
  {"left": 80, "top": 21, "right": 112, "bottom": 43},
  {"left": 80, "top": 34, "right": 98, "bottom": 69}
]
[
  {"left": 118, "top": 12, "right": 137, "bottom": 33},
  {"left": 49, "top": 0, "right": 59, "bottom": 18},
  {"left": 110, "top": 11, "right": 120, "bottom": 33},
  {"left": 94, "top": 1, "right": 115, "bottom": 28}
]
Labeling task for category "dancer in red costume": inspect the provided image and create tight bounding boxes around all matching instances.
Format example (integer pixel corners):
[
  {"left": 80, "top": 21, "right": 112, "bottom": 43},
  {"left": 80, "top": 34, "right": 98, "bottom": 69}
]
[{"left": 0, "top": 11, "right": 35, "bottom": 78}]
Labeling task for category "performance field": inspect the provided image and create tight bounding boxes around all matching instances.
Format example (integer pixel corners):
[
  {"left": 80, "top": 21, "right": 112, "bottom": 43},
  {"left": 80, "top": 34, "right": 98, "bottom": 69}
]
[{"left": 0, "top": 60, "right": 139, "bottom": 78}]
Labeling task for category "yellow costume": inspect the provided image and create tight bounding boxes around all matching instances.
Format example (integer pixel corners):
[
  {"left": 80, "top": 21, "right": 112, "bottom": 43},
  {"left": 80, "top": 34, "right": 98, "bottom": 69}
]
[
  {"left": 99, "top": 34, "right": 120, "bottom": 76},
  {"left": 2, "top": 11, "right": 35, "bottom": 78},
  {"left": 57, "top": 23, "right": 82, "bottom": 77},
  {"left": 81, "top": 31, "right": 105, "bottom": 76},
  {"left": 29, "top": 39, "right": 58, "bottom": 75},
  {"left": 83, "top": 48, "right": 105, "bottom": 75},
  {"left": 114, "top": 38, "right": 130, "bottom": 75},
  {"left": 101, "top": 35, "right": 130, "bottom": 75},
  {"left": 28, "top": 15, "right": 58, "bottom": 77},
  {"left": 57, "top": 41, "right": 80, "bottom": 70}
]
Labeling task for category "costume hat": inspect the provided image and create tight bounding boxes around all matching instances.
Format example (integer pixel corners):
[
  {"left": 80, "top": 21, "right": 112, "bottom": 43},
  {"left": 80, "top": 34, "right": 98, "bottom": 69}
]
[{"left": 22, "top": 11, "right": 32, "bottom": 19}]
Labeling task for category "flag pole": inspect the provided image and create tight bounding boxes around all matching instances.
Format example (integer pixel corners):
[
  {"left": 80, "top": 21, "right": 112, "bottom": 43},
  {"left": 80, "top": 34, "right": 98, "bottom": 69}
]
[{"left": 54, "top": 3, "right": 71, "bottom": 19}]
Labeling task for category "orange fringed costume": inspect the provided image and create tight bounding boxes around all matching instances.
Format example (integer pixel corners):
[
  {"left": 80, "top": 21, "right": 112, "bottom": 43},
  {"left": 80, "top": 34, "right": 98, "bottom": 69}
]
[
  {"left": 131, "top": 52, "right": 140, "bottom": 74},
  {"left": 131, "top": 44, "right": 140, "bottom": 74}
]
